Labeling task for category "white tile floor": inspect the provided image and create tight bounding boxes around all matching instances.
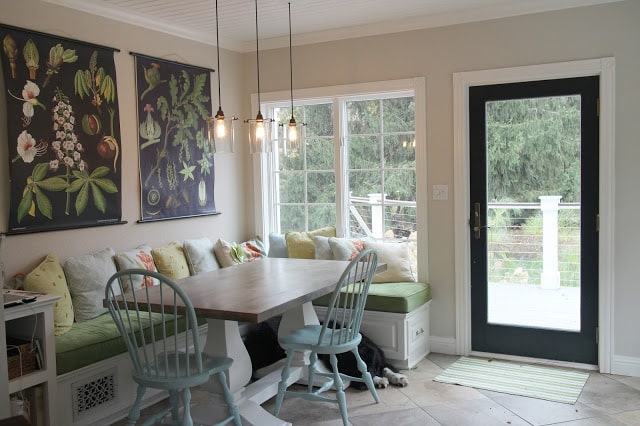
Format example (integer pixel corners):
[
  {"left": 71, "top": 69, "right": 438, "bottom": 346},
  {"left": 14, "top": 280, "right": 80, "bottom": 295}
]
[{"left": 110, "top": 353, "right": 640, "bottom": 426}]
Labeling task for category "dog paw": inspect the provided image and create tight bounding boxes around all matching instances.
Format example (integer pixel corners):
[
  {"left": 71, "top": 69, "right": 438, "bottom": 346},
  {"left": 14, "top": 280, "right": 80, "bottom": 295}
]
[
  {"left": 383, "top": 367, "right": 409, "bottom": 387},
  {"left": 373, "top": 375, "right": 389, "bottom": 388}
]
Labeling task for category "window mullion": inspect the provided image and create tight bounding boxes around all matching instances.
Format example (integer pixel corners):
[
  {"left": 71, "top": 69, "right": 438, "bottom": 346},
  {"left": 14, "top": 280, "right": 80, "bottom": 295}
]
[{"left": 335, "top": 97, "right": 348, "bottom": 237}]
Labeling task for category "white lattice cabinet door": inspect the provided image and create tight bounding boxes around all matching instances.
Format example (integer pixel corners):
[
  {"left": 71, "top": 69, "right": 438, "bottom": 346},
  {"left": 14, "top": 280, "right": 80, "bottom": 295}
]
[{"left": 4, "top": 293, "right": 60, "bottom": 426}]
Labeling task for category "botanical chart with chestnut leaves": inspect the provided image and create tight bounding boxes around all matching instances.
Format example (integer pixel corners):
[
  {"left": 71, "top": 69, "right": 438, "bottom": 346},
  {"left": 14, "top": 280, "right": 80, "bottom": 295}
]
[
  {"left": 0, "top": 25, "right": 122, "bottom": 234},
  {"left": 133, "top": 54, "right": 216, "bottom": 222}
]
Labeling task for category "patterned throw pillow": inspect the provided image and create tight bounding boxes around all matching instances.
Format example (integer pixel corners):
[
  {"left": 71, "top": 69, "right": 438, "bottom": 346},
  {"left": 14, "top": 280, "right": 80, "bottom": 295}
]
[
  {"left": 114, "top": 245, "right": 159, "bottom": 291},
  {"left": 241, "top": 237, "right": 267, "bottom": 262},
  {"left": 183, "top": 237, "right": 220, "bottom": 275},
  {"left": 152, "top": 241, "right": 190, "bottom": 280},
  {"left": 215, "top": 237, "right": 266, "bottom": 267},
  {"left": 24, "top": 254, "right": 74, "bottom": 335},
  {"left": 329, "top": 237, "right": 365, "bottom": 261},
  {"left": 63, "top": 247, "right": 118, "bottom": 322},
  {"left": 214, "top": 238, "right": 245, "bottom": 267}
]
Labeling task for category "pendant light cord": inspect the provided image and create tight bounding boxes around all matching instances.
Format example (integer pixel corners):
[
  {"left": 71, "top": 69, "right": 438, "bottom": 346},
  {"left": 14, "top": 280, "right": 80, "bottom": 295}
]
[
  {"left": 215, "top": 0, "right": 222, "bottom": 111},
  {"left": 255, "top": 0, "right": 261, "bottom": 112},
  {"left": 289, "top": 2, "right": 294, "bottom": 116}
]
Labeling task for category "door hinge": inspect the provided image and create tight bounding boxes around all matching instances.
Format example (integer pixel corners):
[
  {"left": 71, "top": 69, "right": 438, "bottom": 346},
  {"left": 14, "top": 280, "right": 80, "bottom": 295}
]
[
  {"left": 597, "top": 98, "right": 600, "bottom": 117},
  {"left": 596, "top": 214, "right": 600, "bottom": 232},
  {"left": 596, "top": 327, "right": 599, "bottom": 345}
]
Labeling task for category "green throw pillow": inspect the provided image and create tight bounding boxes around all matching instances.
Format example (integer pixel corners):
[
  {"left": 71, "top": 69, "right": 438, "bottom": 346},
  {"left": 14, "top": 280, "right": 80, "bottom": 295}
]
[
  {"left": 24, "top": 254, "right": 74, "bottom": 335},
  {"left": 285, "top": 226, "right": 336, "bottom": 259},
  {"left": 152, "top": 241, "right": 190, "bottom": 280}
]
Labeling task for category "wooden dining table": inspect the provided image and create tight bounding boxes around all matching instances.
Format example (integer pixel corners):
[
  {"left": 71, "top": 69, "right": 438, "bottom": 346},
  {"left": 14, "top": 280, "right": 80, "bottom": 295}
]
[{"left": 124, "top": 257, "right": 383, "bottom": 426}]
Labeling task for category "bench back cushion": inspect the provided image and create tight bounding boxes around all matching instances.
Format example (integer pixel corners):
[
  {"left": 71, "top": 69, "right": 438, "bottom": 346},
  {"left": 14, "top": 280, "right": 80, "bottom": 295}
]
[
  {"left": 183, "top": 237, "right": 220, "bottom": 275},
  {"left": 24, "top": 254, "right": 74, "bottom": 335},
  {"left": 152, "top": 241, "right": 190, "bottom": 280},
  {"left": 285, "top": 226, "right": 336, "bottom": 259},
  {"left": 364, "top": 241, "right": 415, "bottom": 283},
  {"left": 63, "top": 248, "right": 118, "bottom": 322}
]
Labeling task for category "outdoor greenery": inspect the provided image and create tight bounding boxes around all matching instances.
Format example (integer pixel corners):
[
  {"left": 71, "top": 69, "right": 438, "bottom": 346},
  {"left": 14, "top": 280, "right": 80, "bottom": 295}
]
[
  {"left": 486, "top": 95, "right": 582, "bottom": 286},
  {"left": 487, "top": 95, "right": 581, "bottom": 204},
  {"left": 272, "top": 96, "right": 416, "bottom": 237}
]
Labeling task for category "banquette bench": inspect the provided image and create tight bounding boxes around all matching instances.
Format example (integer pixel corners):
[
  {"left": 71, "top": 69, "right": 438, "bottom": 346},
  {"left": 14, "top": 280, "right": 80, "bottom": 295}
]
[
  {"left": 20, "top": 237, "right": 256, "bottom": 426},
  {"left": 17, "top": 226, "right": 430, "bottom": 425}
]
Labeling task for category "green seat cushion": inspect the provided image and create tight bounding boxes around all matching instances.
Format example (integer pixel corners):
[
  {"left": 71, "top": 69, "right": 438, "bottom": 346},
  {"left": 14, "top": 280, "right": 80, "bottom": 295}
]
[
  {"left": 55, "top": 312, "right": 205, "bottom": 375},
  {"left": 314, "top": 282, "right": 431, "bottom": 314}
]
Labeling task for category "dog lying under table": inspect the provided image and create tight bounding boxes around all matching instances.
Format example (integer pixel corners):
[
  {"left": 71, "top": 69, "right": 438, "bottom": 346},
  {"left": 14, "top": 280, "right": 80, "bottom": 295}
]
[{"left": 243, "top": 316, "right": 408, "bottom": 389}]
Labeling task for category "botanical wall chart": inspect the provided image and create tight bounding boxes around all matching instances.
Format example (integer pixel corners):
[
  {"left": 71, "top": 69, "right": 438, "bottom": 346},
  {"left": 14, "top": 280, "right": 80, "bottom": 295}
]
[
  {"left": 0, "top": 24, "right": 122, "bottom": 234},
  {"left": 132, "top": 53, "right": 216, "bottom": 222}
]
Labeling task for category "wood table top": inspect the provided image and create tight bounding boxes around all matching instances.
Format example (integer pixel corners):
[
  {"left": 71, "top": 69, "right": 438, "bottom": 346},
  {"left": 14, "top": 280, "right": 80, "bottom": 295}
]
[{"left": 122, "top": 257, "right": 370, "bottom": 323}]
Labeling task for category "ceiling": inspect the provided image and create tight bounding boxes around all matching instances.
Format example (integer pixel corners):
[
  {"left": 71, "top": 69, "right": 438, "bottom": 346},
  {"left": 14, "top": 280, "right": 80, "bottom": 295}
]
[{"left": 44, "top": 0, "right": 622, "bottom": 52}]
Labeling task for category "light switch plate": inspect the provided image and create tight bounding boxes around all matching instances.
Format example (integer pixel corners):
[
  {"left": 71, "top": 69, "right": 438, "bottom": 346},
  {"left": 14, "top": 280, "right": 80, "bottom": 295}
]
[{"left": 433, "top": 184, "right": 448, "bottom": 200}]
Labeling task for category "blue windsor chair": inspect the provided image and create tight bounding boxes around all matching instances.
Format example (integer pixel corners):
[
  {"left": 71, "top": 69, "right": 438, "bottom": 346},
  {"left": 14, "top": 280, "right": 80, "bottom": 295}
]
[
  {"left": 105, "top": 269, "right": 241, "bottom": 426},
  {"left": 273, "top": 248, "right": 380, "bottom": 425}
]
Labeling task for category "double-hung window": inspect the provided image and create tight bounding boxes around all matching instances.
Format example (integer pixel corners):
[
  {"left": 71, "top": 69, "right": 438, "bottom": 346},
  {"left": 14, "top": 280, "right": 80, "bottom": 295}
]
[{"left": 255, "top": 78, "right": 425, "bottom": 273}]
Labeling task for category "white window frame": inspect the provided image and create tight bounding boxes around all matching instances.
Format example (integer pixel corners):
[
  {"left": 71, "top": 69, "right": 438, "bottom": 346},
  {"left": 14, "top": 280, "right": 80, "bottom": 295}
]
[{"left": 252, "top": 77, "right": 428, "bottom": 281}]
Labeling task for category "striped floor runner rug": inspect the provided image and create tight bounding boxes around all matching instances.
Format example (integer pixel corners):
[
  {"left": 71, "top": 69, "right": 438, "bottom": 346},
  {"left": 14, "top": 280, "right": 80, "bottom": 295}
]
[{"left": 434, "top": 357, "right": 589, "bottom": 404}]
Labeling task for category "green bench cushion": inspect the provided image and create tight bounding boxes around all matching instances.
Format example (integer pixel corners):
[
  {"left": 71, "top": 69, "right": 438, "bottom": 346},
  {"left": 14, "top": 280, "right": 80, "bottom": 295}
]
[
  {"left": 55, "top": 312, "right": 205, "bottom": 375},
  {"left": 314, "top": 282, "right": 431, "bottom": 314}
]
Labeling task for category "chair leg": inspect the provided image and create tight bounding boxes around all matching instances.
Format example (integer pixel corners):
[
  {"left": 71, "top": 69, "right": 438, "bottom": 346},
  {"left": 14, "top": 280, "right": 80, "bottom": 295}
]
[
  {"left": 308, "top": 352, "right": 318, "bottom": 393},
  {"left": 274, "top": 350, "right": 295, "bottom": 416},
  {"left": 352, "top": 348, "right": 379, "bottom": 403},
  {"left": 127, "top": 385, "right": 146, "bottom": 425},
  {"left": 217, "top": 371, "right": 242, "bottom": 426},
  {"left": 329, "top": 354, "right": 349, "bottom": 426},
  {"left": 169, "top": 389, "right": 180, "bottom": 421},
  {"left": 181, "top": 387, "right": 193, "bottom": 426}
]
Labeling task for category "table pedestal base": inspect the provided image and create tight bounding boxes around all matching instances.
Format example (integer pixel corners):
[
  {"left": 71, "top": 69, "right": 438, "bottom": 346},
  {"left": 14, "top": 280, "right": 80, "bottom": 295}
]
[{"left": 193, "top": 302, "right": 320, "bottom": 425}]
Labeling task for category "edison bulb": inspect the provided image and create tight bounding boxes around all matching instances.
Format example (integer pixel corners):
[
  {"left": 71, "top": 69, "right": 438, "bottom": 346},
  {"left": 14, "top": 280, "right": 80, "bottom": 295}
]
[
  {"left": 255, "top": 120, "right": 265, "bottom": 142},
  {"left": 288, "top": 124, "right": 298, "bottom": 142},
  {"left": 215, "top": 118, "right": 226, "bottom": 138}
]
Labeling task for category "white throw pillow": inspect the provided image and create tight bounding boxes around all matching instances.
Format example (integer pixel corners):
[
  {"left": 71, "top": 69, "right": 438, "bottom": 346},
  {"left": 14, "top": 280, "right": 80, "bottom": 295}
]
[
  {"left": 63, "top": 247, "right": 118, "bottom": 322},
  {"left": 183, "top": 237, "right": 220, "bottom": 275},
  {"left": 313, "top": 236, "right": 334, "bottom": 260},
  {"left": 363, "top": 241, "right": 415, "bottom": 283}
]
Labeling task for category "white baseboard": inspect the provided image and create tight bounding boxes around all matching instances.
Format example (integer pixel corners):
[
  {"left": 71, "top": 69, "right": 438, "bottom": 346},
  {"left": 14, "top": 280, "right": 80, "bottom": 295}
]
[
  {"left": 429, "top": 336, "right": 457, "bottom": 355},
  {"left": 611, "top": 355, "right": 640, "bottom": 377}
]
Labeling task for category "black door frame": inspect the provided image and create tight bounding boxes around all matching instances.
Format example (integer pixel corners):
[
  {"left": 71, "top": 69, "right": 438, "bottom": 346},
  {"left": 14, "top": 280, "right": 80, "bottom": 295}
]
[
  {"left": 468, "top": 76, "right": 599, "bottom": 364},
  {"left": 453, "top": 59, "right": 615, "bottom": 371}
]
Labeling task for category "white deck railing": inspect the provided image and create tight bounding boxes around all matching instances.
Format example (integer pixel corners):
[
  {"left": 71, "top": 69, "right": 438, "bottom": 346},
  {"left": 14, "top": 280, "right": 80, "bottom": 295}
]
[{"left": 349, "top": 194, "right": 580, "bottom": 288}]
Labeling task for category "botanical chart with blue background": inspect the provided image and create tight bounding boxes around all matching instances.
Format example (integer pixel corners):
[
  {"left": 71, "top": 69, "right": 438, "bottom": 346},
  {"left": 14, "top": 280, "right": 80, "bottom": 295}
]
[
  {"left": 0, "top": 24, "right": 122, "bottom": 234},
  {"left": 133, "top": 54, "right": 216, "bottom": 222}
]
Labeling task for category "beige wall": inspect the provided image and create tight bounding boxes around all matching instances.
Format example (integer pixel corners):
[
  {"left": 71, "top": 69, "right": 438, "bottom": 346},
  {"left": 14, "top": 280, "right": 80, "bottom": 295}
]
[
  {"left": 0, "top": 0, "right": 250, "bottom": 277},
  {"left": 1, "top": 0, "right": 640, "bottom": 372},
  {"left": 250, "top": 1, "right": 640, "bottom": 365}
]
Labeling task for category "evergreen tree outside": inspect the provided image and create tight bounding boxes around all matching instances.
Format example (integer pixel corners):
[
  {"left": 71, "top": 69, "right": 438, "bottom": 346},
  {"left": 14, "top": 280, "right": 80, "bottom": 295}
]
[
  {"left": 271, "top": 95, "right": 417, "bottom": 238},
  {"left": 485, "top": 95, "right": 582, "bottom": 287}
]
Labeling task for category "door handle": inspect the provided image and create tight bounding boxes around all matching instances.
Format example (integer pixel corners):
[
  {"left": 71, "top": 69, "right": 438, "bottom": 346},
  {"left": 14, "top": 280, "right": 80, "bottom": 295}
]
[{"left": 473, "top": 202, "right": 490, "bottom": 239}]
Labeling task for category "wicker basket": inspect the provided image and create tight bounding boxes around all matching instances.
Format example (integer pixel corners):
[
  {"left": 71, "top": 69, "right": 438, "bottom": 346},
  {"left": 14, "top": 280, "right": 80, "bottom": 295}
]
[{"left": 6, "top": 337, "right": 39, "bottom": 380}]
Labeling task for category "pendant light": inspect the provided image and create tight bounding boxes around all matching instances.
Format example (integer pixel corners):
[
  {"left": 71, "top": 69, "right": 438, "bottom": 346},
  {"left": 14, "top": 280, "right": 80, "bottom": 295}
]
[
  {"left": 280, "top": 2, "right": 305, "bottom": 153},
  {"left": 244, "top": 0, "right": 273, "bottom": 154},
  {"left": 207, "top": 0, "right": 237, "bottom": 153}
]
